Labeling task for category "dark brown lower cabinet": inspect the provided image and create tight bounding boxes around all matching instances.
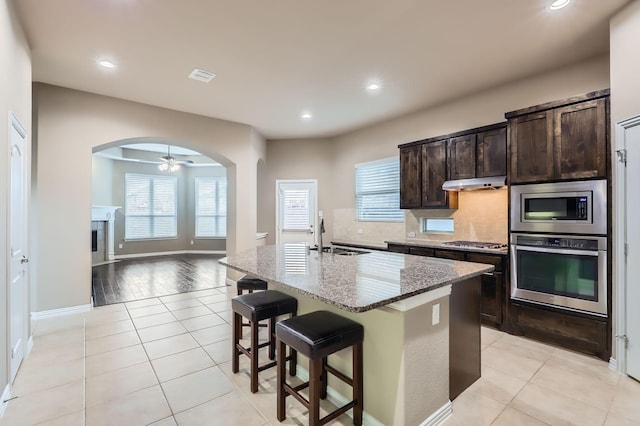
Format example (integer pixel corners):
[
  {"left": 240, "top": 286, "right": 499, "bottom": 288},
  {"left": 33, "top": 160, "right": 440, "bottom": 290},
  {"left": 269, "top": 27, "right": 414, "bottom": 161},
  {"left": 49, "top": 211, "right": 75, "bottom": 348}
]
[
  {"left": 508, "top": 301, "right": 609, "bottom": 360},
  {"left": 479, "top": 272, "right": 503, "bottom": 327},
  {"left": 387, "top": 243, "right": 508, "bottom": 330},
  {"left": 450, "top": 276, "right": 481, "bottom": 400}
]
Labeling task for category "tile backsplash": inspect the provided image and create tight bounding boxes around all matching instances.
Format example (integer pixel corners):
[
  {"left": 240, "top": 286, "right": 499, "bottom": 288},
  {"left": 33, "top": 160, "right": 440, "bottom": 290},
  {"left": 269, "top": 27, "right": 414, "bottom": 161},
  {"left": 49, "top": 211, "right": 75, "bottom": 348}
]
[
  {"left": 332, "top": 187, "right": 508, "bottom": 245},
  {"left": 406, "top": 188, "right": 508, "bottom": 243}
]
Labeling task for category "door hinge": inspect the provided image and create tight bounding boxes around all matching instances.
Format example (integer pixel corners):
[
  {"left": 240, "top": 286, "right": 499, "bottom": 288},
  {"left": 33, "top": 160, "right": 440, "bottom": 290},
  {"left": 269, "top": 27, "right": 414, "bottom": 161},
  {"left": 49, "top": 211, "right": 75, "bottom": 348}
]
[
  {"left": 625, "top": 243, "right": 629, "bottom": 256},
  {"left": 616, "top": 334, "right": 629, "bottom": 349},
  {"left": 616, "top": 149, "right": 627, "bottom": 165}
]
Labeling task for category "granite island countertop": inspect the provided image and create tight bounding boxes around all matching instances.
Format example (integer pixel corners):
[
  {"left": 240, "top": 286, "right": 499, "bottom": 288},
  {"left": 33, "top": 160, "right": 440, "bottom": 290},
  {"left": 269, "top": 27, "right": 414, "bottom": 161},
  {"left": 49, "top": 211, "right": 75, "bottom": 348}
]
[{"left": 219, "top": 244, "right": 494, "bottom": 313}]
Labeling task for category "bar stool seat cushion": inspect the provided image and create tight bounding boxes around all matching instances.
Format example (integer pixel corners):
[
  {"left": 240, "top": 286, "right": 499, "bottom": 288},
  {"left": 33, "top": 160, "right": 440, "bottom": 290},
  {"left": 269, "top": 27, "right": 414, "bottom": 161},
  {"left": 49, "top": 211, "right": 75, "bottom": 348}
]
[
  {"left": 237, "top": 277, "right": 268, "bottom": 292},
  {"left": 276, "top": 310, "right": 364, "bottom": 359},
  {"left": 232, "top": 290, "right": 297, "bottom": 322}
]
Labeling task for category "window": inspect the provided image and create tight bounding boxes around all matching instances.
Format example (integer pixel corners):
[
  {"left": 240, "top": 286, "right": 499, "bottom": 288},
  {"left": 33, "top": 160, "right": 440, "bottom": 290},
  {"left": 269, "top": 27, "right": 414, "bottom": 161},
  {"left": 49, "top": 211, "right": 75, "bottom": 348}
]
[
  {"left": 355, "top": 158, "right": 404, "bottom": 222},
  {"left": 421, "top": 217, "right": 455, "bottom": 233},
  {"left": 195, "top": 176, "right": 227, "bottom": 237},
  {"left": 125, "top": 173, "right": 177, "bottom": 240}
]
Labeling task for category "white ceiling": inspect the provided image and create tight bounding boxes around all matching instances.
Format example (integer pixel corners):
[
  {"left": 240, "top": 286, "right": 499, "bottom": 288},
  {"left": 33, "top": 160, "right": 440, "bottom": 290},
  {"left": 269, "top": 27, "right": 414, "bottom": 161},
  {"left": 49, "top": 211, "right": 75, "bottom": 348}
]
[{"left": 15, "top": 0, "right": 630, "bottom": 139}]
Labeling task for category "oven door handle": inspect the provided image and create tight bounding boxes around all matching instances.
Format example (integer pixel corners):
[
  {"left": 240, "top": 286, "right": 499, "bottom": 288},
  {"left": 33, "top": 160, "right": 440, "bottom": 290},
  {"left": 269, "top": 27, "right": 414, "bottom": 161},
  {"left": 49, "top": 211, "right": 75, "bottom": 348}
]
[{"left": 512, "top": 245, "right": 600, "bottom": 257}]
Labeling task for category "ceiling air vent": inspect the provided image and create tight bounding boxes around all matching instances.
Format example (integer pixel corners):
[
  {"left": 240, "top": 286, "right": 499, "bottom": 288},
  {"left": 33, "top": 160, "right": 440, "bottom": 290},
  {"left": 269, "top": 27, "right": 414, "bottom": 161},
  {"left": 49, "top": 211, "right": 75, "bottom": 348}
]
[{"left": 188, "top": 68, "right": 216, "bottom": 83}]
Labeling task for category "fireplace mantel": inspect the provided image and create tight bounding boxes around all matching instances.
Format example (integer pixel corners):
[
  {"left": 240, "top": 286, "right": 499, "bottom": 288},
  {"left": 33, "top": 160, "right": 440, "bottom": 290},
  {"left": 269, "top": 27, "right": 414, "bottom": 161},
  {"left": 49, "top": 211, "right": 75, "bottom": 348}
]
[{"left": 92, "top": 205, "right": 121, "bottom": 222}]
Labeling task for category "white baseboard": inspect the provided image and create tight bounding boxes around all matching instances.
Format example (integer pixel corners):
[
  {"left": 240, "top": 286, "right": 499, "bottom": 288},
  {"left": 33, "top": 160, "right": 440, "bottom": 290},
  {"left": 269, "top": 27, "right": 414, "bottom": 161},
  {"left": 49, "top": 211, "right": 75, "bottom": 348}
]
[
  {"left": 419, "top": 400, "right": 453, "bottom": 426},
  {"left": 115, "top": 250, "right": 225, "bottom": 260},
  {"left": 609, "top": 357, "right": 618, "bottom": 372},
  {"left": 31, "top": 303, "right": 93, "bottom": 320},
  {"left": 226, "top": 278, "right": 237, "bottom": 286},
  {"left": 0, "top": 384, "right": 12, "bottom": 419}
]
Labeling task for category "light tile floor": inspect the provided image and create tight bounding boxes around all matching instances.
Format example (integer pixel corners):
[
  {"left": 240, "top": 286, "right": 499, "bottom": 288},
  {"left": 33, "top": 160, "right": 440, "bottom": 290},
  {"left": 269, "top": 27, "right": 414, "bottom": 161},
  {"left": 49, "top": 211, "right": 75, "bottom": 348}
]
[{"left": 2, "top": 286, "right": 639, "bottom": 426}]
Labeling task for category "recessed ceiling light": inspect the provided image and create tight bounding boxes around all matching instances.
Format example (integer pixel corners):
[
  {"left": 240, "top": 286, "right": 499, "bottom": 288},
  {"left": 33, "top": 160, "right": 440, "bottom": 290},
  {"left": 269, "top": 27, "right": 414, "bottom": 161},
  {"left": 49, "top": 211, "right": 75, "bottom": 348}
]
[
  {"left": 549, "top": 0, "right": 571, "bottom": 10},
  {"left": 301, "top": 112, "right": 312, "bottom": 120},
  {"left": 98, "top": 59, "right": 116, "bottom": 69},
  {"left": 367, "top": 83, "right": 381, "bottom": 91}
]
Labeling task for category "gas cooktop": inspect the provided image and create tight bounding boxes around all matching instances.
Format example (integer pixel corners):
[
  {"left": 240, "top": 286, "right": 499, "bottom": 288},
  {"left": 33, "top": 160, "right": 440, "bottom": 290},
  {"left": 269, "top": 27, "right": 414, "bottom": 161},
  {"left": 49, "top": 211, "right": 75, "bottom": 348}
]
[{"left": 442, "top": 240, "right": 508, "bottom": 250}]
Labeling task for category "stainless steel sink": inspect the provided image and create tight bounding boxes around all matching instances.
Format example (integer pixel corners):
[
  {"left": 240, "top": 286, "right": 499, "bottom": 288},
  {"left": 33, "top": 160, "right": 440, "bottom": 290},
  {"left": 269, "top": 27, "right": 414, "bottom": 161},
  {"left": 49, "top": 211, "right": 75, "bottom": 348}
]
[{"left": 308, "top": 245, "right": 369, "bottom": 255}]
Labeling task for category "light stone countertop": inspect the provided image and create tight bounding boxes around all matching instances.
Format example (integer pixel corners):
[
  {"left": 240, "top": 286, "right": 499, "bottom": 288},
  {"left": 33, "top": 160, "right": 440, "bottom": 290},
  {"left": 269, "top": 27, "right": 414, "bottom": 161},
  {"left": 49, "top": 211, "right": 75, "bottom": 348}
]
[{"left": 219, "top": 244, "right": 494, "bottom": 312}]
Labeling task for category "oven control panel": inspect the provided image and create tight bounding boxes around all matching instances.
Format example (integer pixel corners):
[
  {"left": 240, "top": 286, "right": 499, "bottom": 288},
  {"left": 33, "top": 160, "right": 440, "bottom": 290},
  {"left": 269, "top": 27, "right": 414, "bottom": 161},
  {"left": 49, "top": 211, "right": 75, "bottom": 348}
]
[{"left": 515, "top": 235, "right": 600, "bottom": 251}]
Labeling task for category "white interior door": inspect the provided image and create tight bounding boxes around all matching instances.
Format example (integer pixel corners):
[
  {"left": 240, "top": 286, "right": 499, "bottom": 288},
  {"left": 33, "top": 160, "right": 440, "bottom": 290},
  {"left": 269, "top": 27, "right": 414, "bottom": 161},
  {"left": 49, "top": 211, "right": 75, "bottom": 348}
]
[
  {"left": 8, "top": 113, "right": 28, "bottom": 382},
  {"left": 276, "top": 180, "right": 317, "bottom": 245},
  {"left": 622, "top": 119, "right": 640, "bottom": 381}
]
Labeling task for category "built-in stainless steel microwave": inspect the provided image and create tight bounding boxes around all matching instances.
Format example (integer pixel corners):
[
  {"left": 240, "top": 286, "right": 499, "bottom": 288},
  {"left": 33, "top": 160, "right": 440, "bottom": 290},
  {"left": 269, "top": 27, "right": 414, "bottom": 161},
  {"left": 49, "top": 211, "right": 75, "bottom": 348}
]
[{"left": 510, "top": 179, "right": 607, "bottom": 235}]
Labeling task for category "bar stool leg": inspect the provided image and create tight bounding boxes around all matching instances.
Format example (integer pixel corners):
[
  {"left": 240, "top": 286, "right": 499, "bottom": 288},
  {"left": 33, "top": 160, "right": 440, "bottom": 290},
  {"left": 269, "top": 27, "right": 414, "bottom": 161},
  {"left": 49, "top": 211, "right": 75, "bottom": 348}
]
[
  {"left": 320, "top": 357, "right": 328, "bottom": 399},
  {"left": 308, "top": 357, "right": 323, "bottom": 426},
  {"left": 277, "top": 339, "right": 287, "bottom": 422},
  {"left": 232, "top": 312, "right": 240, "bottom": 373},
  {"left": 353, "top": 341, "right": 363, "bottom": 426},
  {"left": 288, "top": 347, "right": 297, "bottom": 376},
  {"left": 251, "top": 318, "right": 259, "bottom": 393},
  {"left": 268, "top": 317, "right": 276, "bottom": 360}
]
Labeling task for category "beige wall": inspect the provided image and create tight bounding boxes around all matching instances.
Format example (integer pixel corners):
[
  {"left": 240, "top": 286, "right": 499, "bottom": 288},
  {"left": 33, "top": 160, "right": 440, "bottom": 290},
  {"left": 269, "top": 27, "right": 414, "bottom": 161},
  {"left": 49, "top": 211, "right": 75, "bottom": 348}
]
[
  {"left": 1, "top": 0, "right": 32, "bottom": 395},
  {"left": 611, "top": 1, "right": 640, "bottom": 125},
  {"left": 265, "top": 55, "right": 610, "bottom": 247},
  {"left": 91, "top": 155, "right": 114, "bottom": 205},
  {"left": 32, "top": 84, "right": 264, "bottom": 311}
]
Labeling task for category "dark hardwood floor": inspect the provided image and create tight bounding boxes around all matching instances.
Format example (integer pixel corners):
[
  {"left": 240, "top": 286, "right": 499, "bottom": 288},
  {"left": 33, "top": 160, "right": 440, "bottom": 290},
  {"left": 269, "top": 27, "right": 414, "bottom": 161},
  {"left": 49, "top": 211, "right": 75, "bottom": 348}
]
[{"left": 91, "top": 254, "right": 228, "bottom": 306}]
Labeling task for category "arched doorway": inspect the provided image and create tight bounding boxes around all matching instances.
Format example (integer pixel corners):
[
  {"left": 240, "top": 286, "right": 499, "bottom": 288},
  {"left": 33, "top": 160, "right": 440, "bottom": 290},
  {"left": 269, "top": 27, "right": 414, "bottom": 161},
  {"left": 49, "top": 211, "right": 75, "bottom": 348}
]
[{"left": 90, "top": 138, "right": 229, "bottom": 305}]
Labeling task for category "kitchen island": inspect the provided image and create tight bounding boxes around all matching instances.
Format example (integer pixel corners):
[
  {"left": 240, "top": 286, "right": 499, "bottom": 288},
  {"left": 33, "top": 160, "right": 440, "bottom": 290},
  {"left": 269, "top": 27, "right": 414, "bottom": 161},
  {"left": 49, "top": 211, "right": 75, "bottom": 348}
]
[{"left": 219, "top": 244, "right": 494, "bottom": 426}]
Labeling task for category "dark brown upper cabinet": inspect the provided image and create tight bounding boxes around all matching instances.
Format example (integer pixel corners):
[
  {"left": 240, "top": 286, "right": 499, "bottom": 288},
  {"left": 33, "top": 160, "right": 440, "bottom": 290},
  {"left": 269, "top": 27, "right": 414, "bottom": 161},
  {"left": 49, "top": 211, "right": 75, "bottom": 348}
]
[
  {"left": 422, "top": 140, "right": 455, "bottom": 208},
  {"left": 448, "top": 126, "right": 507, "bottom": 180},
  {"left": 476, "top": 127, "right": 507, "bottom": 177},
  {"left": 448, "top": 134, "right": 476, "bottom": 180},
  {"left": 399, "top": 122, "right": 506, "bottom": 209},
  {"left": 506, "top": 89, "right": 609, "bottom": 184},
  {"left": 399, "top": 144, "right": 422, "bottom": 209}
]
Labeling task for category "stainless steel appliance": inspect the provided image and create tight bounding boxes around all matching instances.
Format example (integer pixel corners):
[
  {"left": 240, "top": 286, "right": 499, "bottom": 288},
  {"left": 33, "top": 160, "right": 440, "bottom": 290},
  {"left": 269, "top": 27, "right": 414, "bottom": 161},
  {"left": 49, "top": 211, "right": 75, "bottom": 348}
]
[
  {"left": 510, "top": 179, "right": 607, "bottom": 235},
  {"left": 510, "top": 233, "right": 607, "bottom": 316}
]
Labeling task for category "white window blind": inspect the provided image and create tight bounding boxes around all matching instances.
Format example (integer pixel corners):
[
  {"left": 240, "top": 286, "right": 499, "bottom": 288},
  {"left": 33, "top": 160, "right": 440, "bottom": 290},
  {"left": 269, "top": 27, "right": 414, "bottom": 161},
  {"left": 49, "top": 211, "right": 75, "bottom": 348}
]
[
  {"left": 282, "top": 189, "right": 310, "bottom": 230},
  {"left": 355, "top": 158, "right": 404, "bottom": 222},
  {"left": 195, "top": 177, "right": 227, "bottom": 237},
  {"left": 125, "top": 174, "right": 177, "bottom": 239}
]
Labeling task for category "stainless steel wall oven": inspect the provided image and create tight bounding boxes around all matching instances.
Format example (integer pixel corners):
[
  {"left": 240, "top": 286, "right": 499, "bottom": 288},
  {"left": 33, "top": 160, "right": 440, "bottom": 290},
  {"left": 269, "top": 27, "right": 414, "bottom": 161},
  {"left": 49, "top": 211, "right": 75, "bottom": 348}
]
[{"left": 510, "top": 233, "right": 607, "bottom": 316}]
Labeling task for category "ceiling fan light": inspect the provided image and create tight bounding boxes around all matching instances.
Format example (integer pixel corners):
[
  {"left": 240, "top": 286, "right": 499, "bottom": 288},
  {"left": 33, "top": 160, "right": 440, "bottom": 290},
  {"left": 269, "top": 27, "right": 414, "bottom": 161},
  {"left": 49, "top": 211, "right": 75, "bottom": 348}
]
[{"left": 158, "top": 163, "right": 168, "bottom": 171}]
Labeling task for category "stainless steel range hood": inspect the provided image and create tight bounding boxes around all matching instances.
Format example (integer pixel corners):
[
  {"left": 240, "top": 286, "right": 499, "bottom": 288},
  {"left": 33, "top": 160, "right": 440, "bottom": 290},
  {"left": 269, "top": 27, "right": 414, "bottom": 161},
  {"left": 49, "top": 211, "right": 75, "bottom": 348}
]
[{"left": 442, "top": 176, "right": 507, "bottom": 191}]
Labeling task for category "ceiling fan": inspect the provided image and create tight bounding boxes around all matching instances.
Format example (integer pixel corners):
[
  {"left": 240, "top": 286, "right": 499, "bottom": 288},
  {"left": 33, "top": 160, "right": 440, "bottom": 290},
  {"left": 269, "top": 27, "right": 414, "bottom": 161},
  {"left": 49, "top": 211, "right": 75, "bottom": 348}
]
[{"left": 157, "top": 145, "right": 194, "bottom": 172}]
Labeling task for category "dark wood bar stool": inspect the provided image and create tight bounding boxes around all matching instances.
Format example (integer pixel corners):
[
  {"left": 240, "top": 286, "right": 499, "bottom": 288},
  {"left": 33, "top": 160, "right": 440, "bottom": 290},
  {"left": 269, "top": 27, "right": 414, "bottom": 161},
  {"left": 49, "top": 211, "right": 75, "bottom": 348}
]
[
  {"left": 236, "top": 276, "right": 269, "bottom": 338},
  {"left": 236, "top": 276, "right": 268, "bottom": 296},
  {"left": 232, "top": 290, "right": 298, "bottom": 393},
  {"left": 275, "top": 310, "right": 364, "bottom": 426}
]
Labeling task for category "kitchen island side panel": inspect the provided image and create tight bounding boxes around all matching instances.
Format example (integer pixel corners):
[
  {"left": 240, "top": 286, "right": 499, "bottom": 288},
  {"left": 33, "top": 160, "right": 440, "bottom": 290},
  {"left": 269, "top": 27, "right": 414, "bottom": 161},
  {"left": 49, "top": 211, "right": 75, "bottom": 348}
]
[{"left": 272, "top": 282, "right": 451, "bottom": 426}]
